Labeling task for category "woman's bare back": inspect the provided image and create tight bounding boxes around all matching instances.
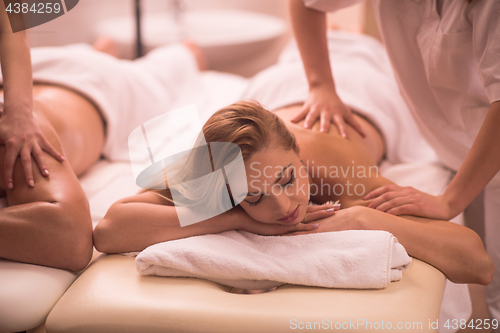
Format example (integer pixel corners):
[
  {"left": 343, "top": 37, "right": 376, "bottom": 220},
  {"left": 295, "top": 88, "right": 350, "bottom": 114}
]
[{"left": 275, "top": 104, "right": 391, "bottom": 206}]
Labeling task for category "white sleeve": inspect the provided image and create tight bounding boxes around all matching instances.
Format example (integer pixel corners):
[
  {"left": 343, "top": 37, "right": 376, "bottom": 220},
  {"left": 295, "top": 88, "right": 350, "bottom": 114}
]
[
  {"left": 303, "top": 0, "right": 364, "bottom": 13},
  {"left": 471, "top": 0, "right": 500, "bottom": 103}
]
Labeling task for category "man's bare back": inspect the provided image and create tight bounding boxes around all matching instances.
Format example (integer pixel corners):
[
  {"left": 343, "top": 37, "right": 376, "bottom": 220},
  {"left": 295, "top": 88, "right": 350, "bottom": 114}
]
[{"left": 0, "top": 84, "right": 105, "bottom": 270}]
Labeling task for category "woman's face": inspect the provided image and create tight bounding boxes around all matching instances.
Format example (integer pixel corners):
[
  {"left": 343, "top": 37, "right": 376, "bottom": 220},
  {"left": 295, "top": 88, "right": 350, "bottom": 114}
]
[{"left": 240, "top": 147, "right": 310, "bottom": 225}]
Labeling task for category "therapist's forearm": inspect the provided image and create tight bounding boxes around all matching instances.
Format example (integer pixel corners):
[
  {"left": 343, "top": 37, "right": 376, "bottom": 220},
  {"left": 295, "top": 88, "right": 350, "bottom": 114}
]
[
  {"left": 444, "top": 101, "right": 500, "bottom": 215},
  {"left": 289, "top": 0, "right": 335, "bottom": 90},
  {"left": 0, "top": 32, "right": 33, "bottom": 115}
]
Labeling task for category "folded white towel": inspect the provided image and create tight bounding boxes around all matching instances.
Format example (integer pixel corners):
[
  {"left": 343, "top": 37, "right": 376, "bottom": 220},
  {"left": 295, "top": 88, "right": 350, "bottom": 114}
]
[{"left": 136, "top": 230, "right": 411, "bottom": 290}]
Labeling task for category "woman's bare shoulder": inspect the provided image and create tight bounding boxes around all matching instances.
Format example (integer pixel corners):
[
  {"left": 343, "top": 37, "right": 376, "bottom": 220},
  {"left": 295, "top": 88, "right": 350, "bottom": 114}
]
[{"left": 274, "top": 104, "right": 385, "bottom": 163}]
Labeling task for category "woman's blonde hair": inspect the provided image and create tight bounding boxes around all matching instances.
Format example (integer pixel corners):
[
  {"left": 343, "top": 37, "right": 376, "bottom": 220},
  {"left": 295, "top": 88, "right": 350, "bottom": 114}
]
[{"left": 151, "top": 100, "right": 298, "bottom": 206}]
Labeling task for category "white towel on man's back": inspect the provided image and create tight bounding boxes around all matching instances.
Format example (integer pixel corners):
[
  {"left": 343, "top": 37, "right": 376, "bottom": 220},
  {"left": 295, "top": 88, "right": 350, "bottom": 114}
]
[{"left": 136, "top": 230, "right": 411, "bottom": 290}]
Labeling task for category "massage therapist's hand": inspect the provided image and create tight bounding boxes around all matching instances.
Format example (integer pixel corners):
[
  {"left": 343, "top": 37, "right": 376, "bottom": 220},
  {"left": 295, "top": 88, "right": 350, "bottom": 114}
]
[
  {"left": 291, "top": 85, "right": 365, "bottom": 137},
  {"left": 0, "top": 111, "right": 64, "bottom": 188},
  {"left": 364, "top": 185, "right": 457, "bottom": 220},
  {"left": 241, "top": 204, "right": 338, "bottom": 236}
]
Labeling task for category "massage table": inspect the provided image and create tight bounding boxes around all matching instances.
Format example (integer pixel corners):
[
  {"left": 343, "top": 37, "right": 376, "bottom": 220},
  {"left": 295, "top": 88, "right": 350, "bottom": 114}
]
[
  {"left": 0, "top": 157, "right": 454, "bottom": 333},
  {"left": 0, "top": 42, "right": 463, "bottom": 332},
  {"left": 43, "top": 160, "right": 451, "bottom": 333},
  {"left": 0, "top": 96, "right": 459, "bottom": 333},
  {"left": 45, "top": 255, "right": 444, "bottom": 333}
]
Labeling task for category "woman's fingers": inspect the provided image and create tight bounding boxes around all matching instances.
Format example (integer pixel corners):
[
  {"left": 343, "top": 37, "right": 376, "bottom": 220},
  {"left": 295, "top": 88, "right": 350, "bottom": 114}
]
[
  {"left": 291, "top": 106, "right": 310, "bottom": 123},
  {"left": 345, "top": 112, "right": 366, "bottom": 138},
  {"left": 37, "top": 135, "right": 65, "bottom": 177},
  {"left": 20, "top": 146, "right": 35, "bottom": 187},
  {"left": 386, "top": 204, "right": 416, "bottom": 216},
  {"left": 0, "top": 118, "right": 65, "bottom": 188},
  {"left": 303, "top": 208, "right": 335, "bottom": 223},
  {"left": 366, "top": 190, "right": 403, "bottom": 209},
  {"left": 31, "top": 144, "right": 49, "bottom": 177},
  {"left": 39, "top": 136, "right": 65, "bottom": 163},
  {"left": 372, "top": 196, "right": 412, "bottom": 213},
  {"left": 3, "top": 143, "right": 19, "bottom": 189},
  {"left": 303, "top": 105, "right": 321, "bottom": 129},
  {"left": 363, "top": 184, "right": 401, "bottom": 200},
  {"left": 5, "top": 139, "right": 62, "bottom": 188},
  {"left": 332, "top": 114, "right": 348, "bottom": 138},
  {"left": 319, "top": 111, "right": 331, "bottom": 133},
  {"left": 306, "top": 203, "right": 334, "bottom": 213},
  {"left": 290, "top": 222, "right": 319, "bottom": 233},
  {"left": 364, "top": 186, "right": 445, "bottom": 218},
  {"left": 259, "top": 221, "right": 319, "bottom": 236}
]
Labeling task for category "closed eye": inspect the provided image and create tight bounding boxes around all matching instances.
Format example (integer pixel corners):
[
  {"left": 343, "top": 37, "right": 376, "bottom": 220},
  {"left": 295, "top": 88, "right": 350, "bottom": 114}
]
[
  {"left": 247, "top": 194, "right": 264, "bottom": 207},
  {"left": 282, "top": 169, "right": 295, "bottom": 187}
]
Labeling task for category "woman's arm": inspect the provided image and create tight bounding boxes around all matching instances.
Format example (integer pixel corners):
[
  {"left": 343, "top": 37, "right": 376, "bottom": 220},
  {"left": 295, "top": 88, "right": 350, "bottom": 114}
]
[
  {"left": 94, "top": 193, "right": 326, "bottom": 254},
  {"left": 298, "top": 206, "right": 494, "bottom": 285},
  {"left": 0, "top": 2, "right": 64, "bottom": 188},
  {"left": 288, "top": 0, "right": 364, "bottom": 136},
  {"left": 365, "top": 101, "right": 500, "bottom": 220},
  {"left": 94, "top": 192, "right": 251, "bottom": 254}
]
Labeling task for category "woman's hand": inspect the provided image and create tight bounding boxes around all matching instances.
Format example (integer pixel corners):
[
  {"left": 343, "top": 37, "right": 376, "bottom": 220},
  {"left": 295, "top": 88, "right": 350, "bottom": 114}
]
[
  {"left": 0, "top": 112, "right": 65, "bottom": 188},
  {"left": 364, "top": 185, "right": 457, "bottom": 220},
  {"left": 291, "top": 85, "right": 365, "bottom": 137},
  {"left": 240, "top": 203, "right": 339, "bottom": 236}
]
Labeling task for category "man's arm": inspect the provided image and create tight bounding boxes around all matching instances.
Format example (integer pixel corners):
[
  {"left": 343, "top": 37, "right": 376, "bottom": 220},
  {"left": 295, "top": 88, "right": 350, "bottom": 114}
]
[{"left": 0, "top": 113, "right": 92, "bottom": 271}]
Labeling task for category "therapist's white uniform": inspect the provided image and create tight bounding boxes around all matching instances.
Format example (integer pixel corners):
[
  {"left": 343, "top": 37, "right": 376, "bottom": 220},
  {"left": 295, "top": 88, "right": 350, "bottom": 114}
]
[{"left": 303, "top": 0, "right": 500, "bottom": 327}]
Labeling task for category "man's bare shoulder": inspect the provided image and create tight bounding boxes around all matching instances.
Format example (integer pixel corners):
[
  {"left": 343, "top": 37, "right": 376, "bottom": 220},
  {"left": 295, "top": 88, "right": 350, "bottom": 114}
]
[{"left": 0, "top": 111, "right": 85, "bottom": 207}]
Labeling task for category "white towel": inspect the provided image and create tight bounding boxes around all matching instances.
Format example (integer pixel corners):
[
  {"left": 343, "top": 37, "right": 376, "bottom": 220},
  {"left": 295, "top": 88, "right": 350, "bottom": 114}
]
[
  {"left": 11, "top": 43, "right": 203, "bottom": 162},
  {"left": 136, "top": 230, "right": 411, "bottom": 290}
]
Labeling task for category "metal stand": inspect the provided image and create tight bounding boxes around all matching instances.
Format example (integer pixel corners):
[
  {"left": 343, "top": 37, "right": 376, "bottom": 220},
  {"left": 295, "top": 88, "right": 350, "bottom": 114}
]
[{"left": 134, "top": 0, "right": 143, "bottom": 58}]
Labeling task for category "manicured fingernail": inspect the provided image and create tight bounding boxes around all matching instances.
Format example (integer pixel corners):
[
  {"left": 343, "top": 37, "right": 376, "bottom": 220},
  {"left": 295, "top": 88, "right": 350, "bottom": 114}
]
[
  {"left": 29, "top": 180, "right": 35, "bottom": 187},
  {"left": 7, "top": 181, "right": 13, "bottom": 189},
  {"left": 311, "top": 224, "right": 319, "bottom": 228},
  {"left": 342, "top": 133, "right": 347, "bottom": 138},
  {"left": 326, "top": 208, "right": 334, "bottom": 212},
  {"left": 332, "top": 204, "right": 341, "bottom": 208},
  {"left": 44, "top": 169, "right": 49, "bottom": 176}
]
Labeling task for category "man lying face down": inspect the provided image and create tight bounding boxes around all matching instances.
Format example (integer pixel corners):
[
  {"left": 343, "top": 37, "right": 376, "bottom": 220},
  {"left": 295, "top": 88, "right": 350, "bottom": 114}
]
[
  {"left": 0, "top": 39, "right": 206, "bottom": 271},
  {"left": 0, "top": 85, "right": 96, "bottom": 271}
]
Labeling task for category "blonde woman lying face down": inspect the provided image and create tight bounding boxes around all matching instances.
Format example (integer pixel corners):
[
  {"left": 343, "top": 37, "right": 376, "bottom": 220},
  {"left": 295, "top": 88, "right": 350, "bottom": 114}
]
[{"left": 94, "top": 101, "right": 494, "bottom": 285}]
